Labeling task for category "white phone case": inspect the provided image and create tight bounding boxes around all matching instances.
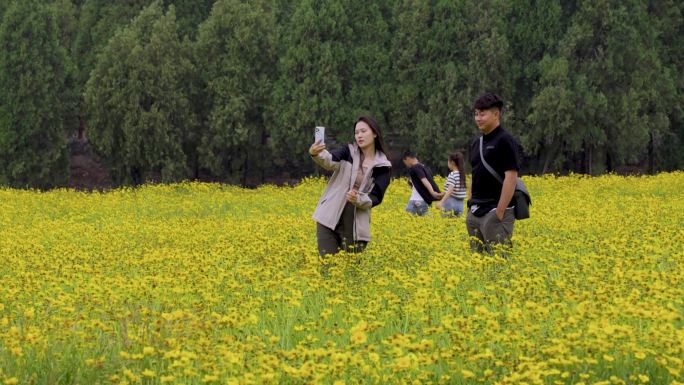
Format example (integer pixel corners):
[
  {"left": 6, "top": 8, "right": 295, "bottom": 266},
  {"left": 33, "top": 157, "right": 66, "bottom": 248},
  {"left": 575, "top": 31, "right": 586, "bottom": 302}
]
[{"left": 315, "top": 126, "right": 325, "bottom": 143}]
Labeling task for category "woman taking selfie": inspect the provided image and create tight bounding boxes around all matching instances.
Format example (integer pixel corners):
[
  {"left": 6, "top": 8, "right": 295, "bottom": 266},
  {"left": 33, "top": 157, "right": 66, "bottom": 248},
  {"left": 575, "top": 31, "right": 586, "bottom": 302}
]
[{"left": 308, "top": 115, "right": 391, "bottom": 256}]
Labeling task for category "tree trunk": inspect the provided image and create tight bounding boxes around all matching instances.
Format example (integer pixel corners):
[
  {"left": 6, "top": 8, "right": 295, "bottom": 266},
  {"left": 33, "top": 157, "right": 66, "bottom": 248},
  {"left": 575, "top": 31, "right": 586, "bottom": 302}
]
[
  {"left": 542, "top": 141, "right": 559, "bottom": 174},
  {"left": 131, "top": 167, "right": 142, "bottom": 185},
  {"left": 193, "top": 155, "right": 199, "bottom": 180},
  {"left": 606, "top": 151, "right": 613, "bottom": 173},
  {"left": 77, "top": 116, "right": 86, "bottom": 141},
  {"left": 587, "top": 144, "right": 593, "bottom": 175},
  {"left": 242, "top": 149, "right": 249, "bottom": 187},
  {"left": 648, "top": 132, "right": 655, "bottom": 174}
]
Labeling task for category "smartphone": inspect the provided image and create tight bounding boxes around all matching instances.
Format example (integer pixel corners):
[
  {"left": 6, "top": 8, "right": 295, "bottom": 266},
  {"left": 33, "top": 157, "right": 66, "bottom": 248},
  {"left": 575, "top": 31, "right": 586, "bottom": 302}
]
[{"left": 314, "top": 126, "right": 325, "bottom": 144}]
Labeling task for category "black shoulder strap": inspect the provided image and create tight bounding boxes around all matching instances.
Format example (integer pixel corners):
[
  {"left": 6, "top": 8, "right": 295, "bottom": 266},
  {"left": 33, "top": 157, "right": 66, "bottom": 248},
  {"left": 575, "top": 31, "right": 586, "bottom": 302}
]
[{"left": 479, "top": 136, "right": 503, "bottom": 184}]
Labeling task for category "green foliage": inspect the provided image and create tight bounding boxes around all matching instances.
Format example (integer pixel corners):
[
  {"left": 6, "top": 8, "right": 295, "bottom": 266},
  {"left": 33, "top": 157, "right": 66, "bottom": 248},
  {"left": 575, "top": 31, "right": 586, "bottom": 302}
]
[
  {"left": 523, "top": 0, "right": 679, "bottom": 174},
  {"left": 0, "top": 0, "right": 77, "bottom": 188},
  {"left": 1, "top": 0, "right": 683, "bottom": 188},
  {"left": 74, "top": 0, "right": 153, "bottom": 91},
  {"left": 506, "top": 0, "right": 565, "bottom": 151},
  {"left": 524, "top": 56, "right": 575, "bottom": 173},
  {"left": 50, "top": 0, "right": 79, "bottom": 53},
  {"left": 646, "top": 0, "right": 684, "bottom": 171},
  {"left": 414, "top": 1, "right": 483, "bottom": 168},
  {"left": 0, "top": 0, "right": 10, "bottom": 19},
  {"left": 84, "top": 1, "right": 195, "bottom": 184},
  {"left": 387, "top": 0, "right": 431, "bottom": 146},
  {"left": 342, "top": 0, "right": 391, "bottom": 126},
  {"left": 194, "top": 0, "right": 277, "bottom": 183},
  {"left": 270, "top": 0, "right": 353, "bottom": 166},
  {"left": 163, "top": 0, "right": 213, "bottom": 38},
  {"left": 390, "top": 0, "right": 516, "bottom": 169}
]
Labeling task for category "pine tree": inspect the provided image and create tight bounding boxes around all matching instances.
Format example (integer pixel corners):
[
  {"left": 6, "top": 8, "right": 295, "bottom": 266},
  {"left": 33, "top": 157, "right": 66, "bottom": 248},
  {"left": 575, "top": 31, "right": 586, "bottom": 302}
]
[
  {"left": 74, "top": 0, "right": 152, "bottom": 93},
  {"left": 84, "top": 1, "right": 195, "bottom": 184},
  {"left": 539, "top": 0, "right": 676, "bottom": 173},
  {"left": 0, "top": 0, "right": 77, "bottom": 188},
  {"left": 646, "top": 0, "right": 684, "bottom": 171},
  {"left": 525, "top": 55, "right": 575, "bottom": 173},
  {"left": 51, "top": 0, "right": 79, "bottom": 53},
  {"left": 507, "top": 0, "right": 567, "bottom": 172},
  {"left": 387, "top": 0, "right": 431, "bottom": 150},
  {"left": 270, "top": 0, "right": 351, "bottom": 168},
  {"left": 343, "top": 0, "right": 391, "bottom": 128},
  {"left": 414, "top": 1, "right": 475, "bottom": 169},
  {"left": 400, "top": 0, "right": 516, "bottom": 170},
  {"left": 0, "top": 1, "right": 9, "bottom": 18},
  {"left": 163, "top": 0, "right": 214, "bottom": 38},
  {"left": 194, "top": 0, "right": 276, "bottom": 184}
]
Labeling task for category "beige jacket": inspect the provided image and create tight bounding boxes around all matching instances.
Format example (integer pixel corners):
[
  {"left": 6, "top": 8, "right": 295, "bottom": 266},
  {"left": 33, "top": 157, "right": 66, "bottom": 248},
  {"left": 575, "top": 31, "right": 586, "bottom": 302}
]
[{"left": 311, "top": 143, "right": 392, "bottom": 241}]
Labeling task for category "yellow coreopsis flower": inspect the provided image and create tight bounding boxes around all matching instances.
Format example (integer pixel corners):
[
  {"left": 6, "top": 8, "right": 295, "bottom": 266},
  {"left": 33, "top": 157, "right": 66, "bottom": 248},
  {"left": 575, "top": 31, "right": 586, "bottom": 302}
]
[
  {"left": 461, "top": 369, "right": 475, "bottom": 379},
  {"left": 350, "top": 320, "right": 368, "bottom": 346}
]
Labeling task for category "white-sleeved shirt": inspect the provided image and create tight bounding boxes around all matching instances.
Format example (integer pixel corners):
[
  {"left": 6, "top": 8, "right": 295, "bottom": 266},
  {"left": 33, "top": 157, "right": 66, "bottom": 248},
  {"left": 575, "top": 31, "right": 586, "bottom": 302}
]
[{"left": 444, "top": 170, "right": 467, "bottom": 199}]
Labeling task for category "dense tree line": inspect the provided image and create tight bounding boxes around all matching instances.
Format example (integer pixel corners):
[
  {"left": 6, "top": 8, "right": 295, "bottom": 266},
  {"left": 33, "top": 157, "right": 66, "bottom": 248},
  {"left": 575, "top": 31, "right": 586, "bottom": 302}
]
[{"left": 0, "top": 0, "right": 682, "bottom": 188}]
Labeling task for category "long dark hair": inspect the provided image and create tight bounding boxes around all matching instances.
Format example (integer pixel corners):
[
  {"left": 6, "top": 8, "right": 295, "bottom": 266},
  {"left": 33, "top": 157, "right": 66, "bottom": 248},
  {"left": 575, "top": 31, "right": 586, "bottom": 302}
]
[
  {"left": 356, "top": 115, "right": 386, "bottom": 155},
  {"left": 449, "top": 152, "right": 466, "bottom": 188}
]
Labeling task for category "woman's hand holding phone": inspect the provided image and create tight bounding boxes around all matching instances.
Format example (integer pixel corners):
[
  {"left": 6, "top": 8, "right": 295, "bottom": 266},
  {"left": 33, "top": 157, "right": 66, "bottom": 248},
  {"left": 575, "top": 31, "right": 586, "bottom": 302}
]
[{"left": 309, "top": 140, "right": 326, "bottom": 156}]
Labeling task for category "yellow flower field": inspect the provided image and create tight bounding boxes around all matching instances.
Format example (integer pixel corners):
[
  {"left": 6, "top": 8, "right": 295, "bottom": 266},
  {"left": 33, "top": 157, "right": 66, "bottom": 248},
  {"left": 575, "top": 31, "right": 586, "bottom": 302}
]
[{"left": 0, "top": 173, "right": 683, "bottom": 385}]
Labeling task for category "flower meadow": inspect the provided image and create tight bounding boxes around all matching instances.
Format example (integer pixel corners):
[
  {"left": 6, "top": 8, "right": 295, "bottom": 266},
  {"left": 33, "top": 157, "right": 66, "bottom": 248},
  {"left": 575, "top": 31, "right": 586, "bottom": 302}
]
[{"left": 0, "top": 173, "right": 683, "bottom": 385}]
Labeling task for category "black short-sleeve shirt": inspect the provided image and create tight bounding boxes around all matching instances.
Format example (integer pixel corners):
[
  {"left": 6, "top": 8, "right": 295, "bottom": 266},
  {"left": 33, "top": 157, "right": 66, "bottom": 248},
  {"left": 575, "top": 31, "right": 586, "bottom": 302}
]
[
  {"left": 469, "top": 126, "right": 521, "bottom": 208},
  {"left": 408, "top": 163, "right": 440, "bottom": 204}
]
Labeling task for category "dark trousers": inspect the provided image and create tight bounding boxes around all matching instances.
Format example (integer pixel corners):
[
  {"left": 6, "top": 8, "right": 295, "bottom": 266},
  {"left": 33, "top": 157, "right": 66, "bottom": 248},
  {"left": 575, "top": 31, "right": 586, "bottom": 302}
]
[
  {"left": 465, "top": 207, "right": 515, "bottom": 255},
  {"left": 316, "top": 202, "right": 367, "bottom": 256}
]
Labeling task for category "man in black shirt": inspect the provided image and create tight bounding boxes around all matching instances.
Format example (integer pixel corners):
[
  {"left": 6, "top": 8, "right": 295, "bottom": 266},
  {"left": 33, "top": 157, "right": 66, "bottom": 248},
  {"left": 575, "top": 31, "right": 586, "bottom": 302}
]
[
  {"left": 402, "top": 150, "right": 443, "bottom": 215},
  {"left": 466, "top": 93, "right": 521, "bottom": 254}
]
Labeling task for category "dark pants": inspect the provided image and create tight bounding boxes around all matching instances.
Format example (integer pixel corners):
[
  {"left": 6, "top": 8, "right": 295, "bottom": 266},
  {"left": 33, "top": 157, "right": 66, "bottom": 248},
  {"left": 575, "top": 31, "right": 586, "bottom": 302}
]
[
  {"left": 316, "top": 202, "right": 367, "bottom": 256},
  {"left": 466, "top": 207, "right": 515, "bottom": 255}
]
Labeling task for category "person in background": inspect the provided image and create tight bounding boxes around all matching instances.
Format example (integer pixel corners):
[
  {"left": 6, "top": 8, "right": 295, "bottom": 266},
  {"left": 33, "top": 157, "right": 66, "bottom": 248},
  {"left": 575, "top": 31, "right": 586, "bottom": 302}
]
[
  {"left": 436, "top": 152, "right": 467, "bottom": 216},
  {"left": 309, "top": 116, "right": 392, "bottom": 257},
  {"left": 402, "top": 150, "right": 443, "bottom": 215}
]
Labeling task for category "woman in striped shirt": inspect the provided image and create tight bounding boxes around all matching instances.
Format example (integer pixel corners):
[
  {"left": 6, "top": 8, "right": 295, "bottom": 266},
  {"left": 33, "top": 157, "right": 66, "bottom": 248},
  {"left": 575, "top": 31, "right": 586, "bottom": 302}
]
[{"left": 436, "top": 152, "right": 467, "bottom": 216}]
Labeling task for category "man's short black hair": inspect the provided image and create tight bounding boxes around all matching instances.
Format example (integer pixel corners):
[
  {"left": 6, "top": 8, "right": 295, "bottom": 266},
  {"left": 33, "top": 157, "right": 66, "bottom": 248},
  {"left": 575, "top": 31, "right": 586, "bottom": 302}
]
[
  {"left": 474, "top": 92, "right": 504, "bottom": 111},
  {"left": 401, "top": 150, "right": 416, "bottom": 160}
]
